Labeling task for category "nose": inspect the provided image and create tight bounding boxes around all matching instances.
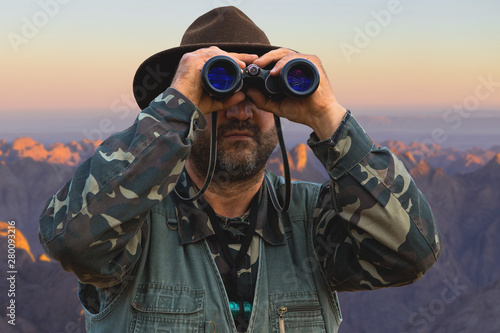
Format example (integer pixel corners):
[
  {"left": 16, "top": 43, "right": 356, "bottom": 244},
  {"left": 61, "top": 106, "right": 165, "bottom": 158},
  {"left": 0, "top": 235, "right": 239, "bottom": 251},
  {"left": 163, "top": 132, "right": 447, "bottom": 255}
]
[{"left": 224, "top": 101, "right": 253, "bottom": 121}]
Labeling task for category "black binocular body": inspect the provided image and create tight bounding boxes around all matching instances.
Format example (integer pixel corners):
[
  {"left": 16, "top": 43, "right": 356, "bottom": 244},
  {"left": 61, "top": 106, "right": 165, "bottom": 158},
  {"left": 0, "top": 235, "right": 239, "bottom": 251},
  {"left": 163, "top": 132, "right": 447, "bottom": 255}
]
[{"left": 201, "top": 55, "right": 320, "bottom": 99}]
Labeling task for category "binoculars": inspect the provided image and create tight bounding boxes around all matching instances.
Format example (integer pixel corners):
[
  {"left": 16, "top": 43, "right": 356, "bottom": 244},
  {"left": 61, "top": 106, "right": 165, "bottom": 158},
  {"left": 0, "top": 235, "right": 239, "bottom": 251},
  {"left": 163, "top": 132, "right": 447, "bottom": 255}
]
[{"left": 201, "top": 55, "right": 320, "bottom": 98}]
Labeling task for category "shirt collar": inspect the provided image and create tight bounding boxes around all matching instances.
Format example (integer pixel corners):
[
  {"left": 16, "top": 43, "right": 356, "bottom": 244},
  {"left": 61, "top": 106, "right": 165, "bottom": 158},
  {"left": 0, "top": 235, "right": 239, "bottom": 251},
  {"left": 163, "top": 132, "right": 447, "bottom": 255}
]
[{"left": 174, "top": 170, "right": 287, "bottom": 246}]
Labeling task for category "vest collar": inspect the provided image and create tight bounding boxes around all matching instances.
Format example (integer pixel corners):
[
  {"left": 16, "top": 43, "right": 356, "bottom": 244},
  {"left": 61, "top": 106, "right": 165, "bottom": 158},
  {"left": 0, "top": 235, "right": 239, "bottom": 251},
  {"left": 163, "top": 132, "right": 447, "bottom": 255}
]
[{"left": 174, "top": 170, "right": 287, "bottom": 246}]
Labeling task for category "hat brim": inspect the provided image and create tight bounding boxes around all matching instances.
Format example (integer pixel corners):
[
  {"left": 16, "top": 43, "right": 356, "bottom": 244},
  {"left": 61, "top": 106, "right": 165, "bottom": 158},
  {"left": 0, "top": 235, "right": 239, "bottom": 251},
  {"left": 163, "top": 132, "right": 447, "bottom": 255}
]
[{"left": 132, "top": 43, "right": 280, "bottom": 109}]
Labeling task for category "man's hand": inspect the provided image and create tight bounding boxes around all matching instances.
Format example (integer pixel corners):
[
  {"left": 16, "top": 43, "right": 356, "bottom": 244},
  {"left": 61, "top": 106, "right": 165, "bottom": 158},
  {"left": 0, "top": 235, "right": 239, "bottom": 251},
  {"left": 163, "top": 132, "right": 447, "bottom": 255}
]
[
  {"left": 248, "top": 48, "right": 347, "bottom": 140},
  {"left": 170, "top": 46, "right": 258, "bottom": 115}
]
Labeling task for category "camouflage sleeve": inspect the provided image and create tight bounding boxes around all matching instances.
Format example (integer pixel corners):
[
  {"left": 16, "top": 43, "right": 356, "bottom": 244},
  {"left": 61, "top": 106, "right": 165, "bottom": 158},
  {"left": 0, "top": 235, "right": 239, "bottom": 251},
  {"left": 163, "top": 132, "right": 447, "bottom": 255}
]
[
  {"left": 309, "top": 111, "right": 442, "bottom": 292},
  {"left": 38, "top": 88, "right": 206, "bottom": 288}
]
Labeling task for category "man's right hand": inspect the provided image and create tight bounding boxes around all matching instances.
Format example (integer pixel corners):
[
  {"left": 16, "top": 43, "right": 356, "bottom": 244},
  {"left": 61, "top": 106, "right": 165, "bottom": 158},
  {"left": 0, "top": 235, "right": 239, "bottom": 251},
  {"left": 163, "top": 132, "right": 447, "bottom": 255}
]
[{"left": 170, "top": 46, "right": 258, "bottom": 115}]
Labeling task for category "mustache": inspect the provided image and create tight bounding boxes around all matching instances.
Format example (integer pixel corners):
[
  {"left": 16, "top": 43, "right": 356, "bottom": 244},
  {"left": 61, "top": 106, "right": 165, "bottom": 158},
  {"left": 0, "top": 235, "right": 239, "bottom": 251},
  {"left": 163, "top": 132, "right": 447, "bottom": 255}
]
[{"left": 216, "top": 120, "right": 261, "bottom": 139}]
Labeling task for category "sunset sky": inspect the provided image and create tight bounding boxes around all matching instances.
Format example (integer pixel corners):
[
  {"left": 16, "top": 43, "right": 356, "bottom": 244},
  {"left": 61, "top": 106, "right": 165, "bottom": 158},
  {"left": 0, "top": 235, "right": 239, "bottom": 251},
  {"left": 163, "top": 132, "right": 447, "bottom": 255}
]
[{"left": 1, "top": 0, "right": 499, "bottom": 139}]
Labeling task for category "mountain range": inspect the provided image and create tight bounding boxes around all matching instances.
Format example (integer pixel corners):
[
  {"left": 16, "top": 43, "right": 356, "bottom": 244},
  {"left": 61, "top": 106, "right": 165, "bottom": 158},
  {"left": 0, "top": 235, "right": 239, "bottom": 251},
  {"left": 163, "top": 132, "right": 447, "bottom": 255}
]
[{"left": 1, "top": 137, "right": 499, "bottom": 332}]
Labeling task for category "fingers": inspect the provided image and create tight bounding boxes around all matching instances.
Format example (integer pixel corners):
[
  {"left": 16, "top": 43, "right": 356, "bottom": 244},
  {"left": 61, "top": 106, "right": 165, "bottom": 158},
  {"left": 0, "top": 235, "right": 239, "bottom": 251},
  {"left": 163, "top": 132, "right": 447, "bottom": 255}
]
[
  {"left": 253, "top": 48, "right": 324, "bottom": 78},
  {"left": 253, "top": 48, "right": 295, "bottom": 69},
  {"left": 253, "top": 48, "right": 307, "bottom": 76},
  {"left": 171, "top": 47, "right": 259, "bottom": 113},
  {"left": 194, "top": 46, "right": 259, "bottom": 68},
  {"left": 229, "top": 52, "right": 259, "bottom": 67},
  {"left": 186, "top": 46, "right": 258, "bottom": 69},
  {"left": 245, "top": 88, "right": 278, "bottom": 115},
  {"left": 220, "top": 91, "right": 247, "bottom": 110},
  {"left": 171, "top": 46, "right": 332, "bottom": 116}
]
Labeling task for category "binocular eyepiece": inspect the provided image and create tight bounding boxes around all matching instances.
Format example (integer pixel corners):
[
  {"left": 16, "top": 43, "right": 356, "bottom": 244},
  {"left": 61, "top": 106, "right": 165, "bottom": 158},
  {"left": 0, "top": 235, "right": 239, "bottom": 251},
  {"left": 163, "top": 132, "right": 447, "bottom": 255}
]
[{"left": 201, "top": 55, "right": 320, "bottom": 99}]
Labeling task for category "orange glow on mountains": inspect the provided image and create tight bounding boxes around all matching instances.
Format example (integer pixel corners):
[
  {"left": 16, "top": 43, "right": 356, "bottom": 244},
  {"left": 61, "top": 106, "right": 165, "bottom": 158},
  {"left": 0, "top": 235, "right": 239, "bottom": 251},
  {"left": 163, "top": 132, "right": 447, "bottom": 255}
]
[
  {"left": 12, "top": 137, "right": 49, "bottom": 161},
  {"left": 0, "top": 221, "right": 35, "bottom": 262},
  {"left": 1, "top": 137, "right": 101, "bottom": 166},
  {"left": 38, "top": 254, "right": 51, "bottom": 262},
  {"left": 294, "top": 144, "right": 308, "bottom": 172}
]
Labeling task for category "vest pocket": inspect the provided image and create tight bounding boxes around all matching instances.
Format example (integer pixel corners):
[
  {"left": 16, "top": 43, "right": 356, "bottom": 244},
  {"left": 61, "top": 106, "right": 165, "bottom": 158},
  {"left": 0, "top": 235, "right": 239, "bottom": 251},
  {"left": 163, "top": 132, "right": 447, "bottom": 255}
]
[
  {"left": 131, "top": 283, "right": 205, "bottom": 333},
  {"left": 269, "top": 290, "right": 327, "bottom": 333}
]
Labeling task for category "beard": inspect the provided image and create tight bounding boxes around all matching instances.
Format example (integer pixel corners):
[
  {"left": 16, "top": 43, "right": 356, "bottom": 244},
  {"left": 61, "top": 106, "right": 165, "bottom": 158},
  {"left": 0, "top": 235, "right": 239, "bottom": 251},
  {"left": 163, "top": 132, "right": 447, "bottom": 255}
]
[{"left": 188, "top": 118, "right": 278, "bottom": 184}]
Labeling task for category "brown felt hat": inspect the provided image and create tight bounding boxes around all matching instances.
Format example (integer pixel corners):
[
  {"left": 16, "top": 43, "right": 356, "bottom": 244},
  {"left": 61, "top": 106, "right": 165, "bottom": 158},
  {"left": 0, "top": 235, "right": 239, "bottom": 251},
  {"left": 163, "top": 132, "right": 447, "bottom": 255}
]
[{"left": 132, "top": 6, "right": 281, "bottom": 109}]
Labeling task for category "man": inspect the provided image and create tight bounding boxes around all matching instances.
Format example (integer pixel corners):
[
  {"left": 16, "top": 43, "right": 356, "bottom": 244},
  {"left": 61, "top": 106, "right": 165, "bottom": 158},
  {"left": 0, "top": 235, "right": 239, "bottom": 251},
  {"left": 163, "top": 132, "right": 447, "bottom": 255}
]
[{"left": 39, "top": 6, "right": 441, "bottom": 333}]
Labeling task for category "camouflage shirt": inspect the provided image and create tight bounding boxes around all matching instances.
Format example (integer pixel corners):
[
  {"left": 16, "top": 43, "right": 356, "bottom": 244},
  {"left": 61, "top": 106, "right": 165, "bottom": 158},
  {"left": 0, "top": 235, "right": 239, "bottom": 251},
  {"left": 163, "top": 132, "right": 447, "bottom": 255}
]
[{"left": 39, "top": 88, "right": 442, "bottom": 326}]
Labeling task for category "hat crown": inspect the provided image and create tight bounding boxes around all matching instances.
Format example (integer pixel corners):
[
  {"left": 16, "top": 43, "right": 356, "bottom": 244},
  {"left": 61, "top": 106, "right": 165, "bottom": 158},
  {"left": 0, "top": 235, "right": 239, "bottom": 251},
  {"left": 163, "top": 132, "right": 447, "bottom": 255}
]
[
  {"left": 180, "top": 6, "right": 271, "bottom": 46},
  {"left": 133, "top": 6, "right": 279, "bottom": 109}
]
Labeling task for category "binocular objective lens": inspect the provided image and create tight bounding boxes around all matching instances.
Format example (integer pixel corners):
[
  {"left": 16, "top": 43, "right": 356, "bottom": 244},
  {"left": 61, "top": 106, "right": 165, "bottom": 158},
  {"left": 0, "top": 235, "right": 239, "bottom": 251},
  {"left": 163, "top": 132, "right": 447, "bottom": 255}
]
[
  {"left": 286, "top": 68, "right": 313, "bottom": 92},
  {"left": 208, "top": 66, "right": 234, "bottom": 90}
]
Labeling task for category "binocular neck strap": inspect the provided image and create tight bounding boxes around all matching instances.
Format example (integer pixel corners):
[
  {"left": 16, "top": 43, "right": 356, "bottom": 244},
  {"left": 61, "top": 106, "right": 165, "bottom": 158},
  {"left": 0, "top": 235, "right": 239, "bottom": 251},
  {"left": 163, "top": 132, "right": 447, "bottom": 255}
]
[
  {"left": 266, "top": 115, "right": 291, "bottom": 212},
  {"left": 174, "top": 112, "right": 218, "bottom": 202},
  {"left": 175, "top": 112, "right": 292, "bottom": 213}
]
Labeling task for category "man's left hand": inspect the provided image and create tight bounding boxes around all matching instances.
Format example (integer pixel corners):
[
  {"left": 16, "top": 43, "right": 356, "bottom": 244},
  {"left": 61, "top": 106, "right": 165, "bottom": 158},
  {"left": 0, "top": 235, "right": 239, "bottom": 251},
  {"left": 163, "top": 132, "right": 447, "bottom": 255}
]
[{"left": 247, "top": 48, "right": 347, "bottom": 140}]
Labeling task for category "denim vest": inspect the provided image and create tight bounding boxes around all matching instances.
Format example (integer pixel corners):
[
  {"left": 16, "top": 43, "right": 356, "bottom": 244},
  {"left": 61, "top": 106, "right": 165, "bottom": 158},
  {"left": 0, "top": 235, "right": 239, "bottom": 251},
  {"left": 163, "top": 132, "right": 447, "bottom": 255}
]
[{"left": 82, "top": 175, "right": 342, "bottom": 332}]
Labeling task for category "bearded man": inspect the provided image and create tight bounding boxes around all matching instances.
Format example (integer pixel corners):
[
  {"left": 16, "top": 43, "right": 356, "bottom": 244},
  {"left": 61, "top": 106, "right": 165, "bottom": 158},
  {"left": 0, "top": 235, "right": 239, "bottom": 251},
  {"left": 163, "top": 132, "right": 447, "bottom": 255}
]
[{"left": 39, "top": 6, "right": 441, "bottom": 333}]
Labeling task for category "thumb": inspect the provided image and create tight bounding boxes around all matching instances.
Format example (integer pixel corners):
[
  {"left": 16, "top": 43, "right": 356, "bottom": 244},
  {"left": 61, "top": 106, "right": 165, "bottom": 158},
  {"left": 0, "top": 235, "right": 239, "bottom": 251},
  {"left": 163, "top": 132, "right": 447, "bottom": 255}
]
[
  {"left": 220, "top": 91, "right": 247, "bottom": 110},
  {"left": 201, "top": 91, "right": 246, "bottom": 114},
  {"left": 245, "top": 88, "right": 279, "bottom": 115}
]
